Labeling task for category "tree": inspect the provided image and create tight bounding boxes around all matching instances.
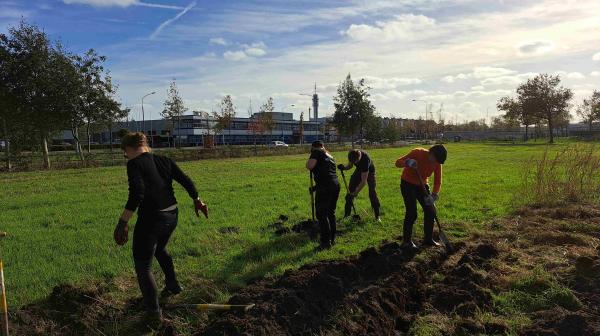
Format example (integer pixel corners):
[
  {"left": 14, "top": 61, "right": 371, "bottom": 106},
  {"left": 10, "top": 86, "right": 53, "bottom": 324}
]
[
  {"left": 516, "top": 74, "right": 573, "bottom": 143},
  {"left": 213, "top": 95, "right": 236, "bottom": 145},
  {"left": 259, "top": 97, "right": 275, "bottom": 143},
  {"left": 497, "top": 96, "right": 538, "bottom": 140},
  {"left": 1, "top": 21, "right": 80, "bottom": 168},
  {"left": 72, "top": 49, "right": 119, "bottom": 154},
  {"left": 490, "top": 116, "right": 520, "bottom": 130},
  {"left": 576, "top": 90, "right": 600, "bottom": 131},
  {"left": 161, "top": 80, "right": 187, "bottom": 148},
  {"left": 333, "top": 74, "right": 376, "bottom": 147}
]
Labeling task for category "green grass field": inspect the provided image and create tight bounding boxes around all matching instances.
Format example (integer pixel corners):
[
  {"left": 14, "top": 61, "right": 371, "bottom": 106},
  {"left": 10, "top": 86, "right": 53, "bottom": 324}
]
[{"left": 0, "top": 142, "right": 571, "bottom": 307}]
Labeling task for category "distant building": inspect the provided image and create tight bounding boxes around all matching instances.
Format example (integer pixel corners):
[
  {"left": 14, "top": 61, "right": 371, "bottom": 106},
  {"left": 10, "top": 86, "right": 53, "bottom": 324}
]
[{"left": 63, "top": 111, "right": 335, "bottom": 147}]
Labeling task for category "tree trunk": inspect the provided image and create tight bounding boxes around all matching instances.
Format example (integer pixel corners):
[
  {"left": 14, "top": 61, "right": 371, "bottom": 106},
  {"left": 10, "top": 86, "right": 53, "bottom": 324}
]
[
  {"left": 86, "top": 122, "right": 91, "bottom": 153},
  {"left": 108, "top": 122, "right": 114, "bottom": 153},
  {"left": 524, "top": 124, "right": 529, "bottom": 141},
  {"left": 548, "top": 116, "right": 554, "bottom": 144},
  {"left": 41, "top": 133, "right": 50, "bottom": 169},
  {"left": 71, "top": 126, "right": 85, "bottom": 162},
  {"left": 590, "top": 120, "right": 593, "bottom": 132},
  {"left": 2, "top": 118, "right": 11, "bottom": 171}
]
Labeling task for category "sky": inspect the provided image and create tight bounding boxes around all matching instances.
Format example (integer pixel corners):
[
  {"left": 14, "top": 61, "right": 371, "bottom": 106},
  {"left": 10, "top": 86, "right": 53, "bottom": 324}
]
[{"left": 1, "top": 0, "right": 600, "bottom": 123}]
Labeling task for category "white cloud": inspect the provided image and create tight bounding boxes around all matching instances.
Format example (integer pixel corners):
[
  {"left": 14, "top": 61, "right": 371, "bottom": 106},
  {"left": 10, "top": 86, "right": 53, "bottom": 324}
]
[
  {"left": 472, "top": 66, "right": 517, "bottom": 79},
  {"left": 480, "top": 72, "right": 538, "bottom": 86},
  {"left": 62, "top": 0, "right": 183, "bottom": 8},
  {"left": 441, "top": 73, "right": 470, "bottom": 83},
  {"left": 209, "top": 37, "right": 228, "bottom": 46},
  {"left": 245, "top": 47, "right": 266, "bottom": 57},
  {"left": 554, "top": 71, "right": 585, "bottom": 79},
  {"left": 593, "top": 52, "right": 600, "bottom": 61},
  {"left": 223, "top": 50, "right": 247, "bottom": 61},
  {"left": 343, "top": 14, "right": 436, "bottom": 42},
  {"left": 363, "top": 76, "right": 422, "bottom": 89},
  {"left": 591, "top": 71, "right": 600, "bottom": 77},
  {"left": 517, "top": 40, "right": 555, "bottom": 56},
  {"left": 63, "top": 0, "right": 136, "bottom": 6}
]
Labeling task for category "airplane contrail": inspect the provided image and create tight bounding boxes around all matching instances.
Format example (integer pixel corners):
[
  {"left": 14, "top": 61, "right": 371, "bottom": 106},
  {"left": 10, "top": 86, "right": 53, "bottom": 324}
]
[{"left": 149, "top": 0, "right": 197, "bottom": 39}]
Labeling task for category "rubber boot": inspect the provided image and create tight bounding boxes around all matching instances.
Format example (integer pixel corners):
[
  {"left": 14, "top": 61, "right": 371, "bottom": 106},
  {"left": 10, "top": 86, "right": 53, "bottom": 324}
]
[
  {"left": 134, "top": 259, "right": 160, "bottom": 313},
  {"left": 401, "top": 222, "right": 418, "bottom": 250},
  {"left": 422, "top": 219, "right": 441, "bottom": 247}
]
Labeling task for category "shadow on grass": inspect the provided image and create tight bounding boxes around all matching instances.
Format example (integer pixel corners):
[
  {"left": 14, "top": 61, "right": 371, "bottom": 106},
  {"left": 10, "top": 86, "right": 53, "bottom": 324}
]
[{"left": 215, "top": 233, "right": 315, "bottom": 290}]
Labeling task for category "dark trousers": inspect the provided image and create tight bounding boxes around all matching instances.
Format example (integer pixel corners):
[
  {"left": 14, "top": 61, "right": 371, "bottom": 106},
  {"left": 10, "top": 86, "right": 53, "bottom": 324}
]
[
  {"left": 315, "top": 183, "right": 340, "bottom": 245},
  {"left": 400, "top": 179, "right": 434, "bottom": 242},
  {"left": 132, "top": 208, "right": 179, "bottom": 312},
  {"left": 345, "top": 172, "right": 381, "bottom": 217}
]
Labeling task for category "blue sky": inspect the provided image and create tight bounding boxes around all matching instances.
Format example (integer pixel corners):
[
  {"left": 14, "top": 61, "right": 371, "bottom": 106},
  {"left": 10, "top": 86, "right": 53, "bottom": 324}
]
[{"left": 1, "top": 0, "right": 600, "bottom": 123}]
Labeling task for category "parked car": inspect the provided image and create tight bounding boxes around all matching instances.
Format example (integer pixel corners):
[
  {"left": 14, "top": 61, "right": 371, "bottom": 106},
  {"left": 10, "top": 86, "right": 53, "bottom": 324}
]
[
  {"left": 353, "top": 139, "right": 370, "bottom": 145},
  {"left": 270, "top": 141, "right": 289, "bottom": 147}
]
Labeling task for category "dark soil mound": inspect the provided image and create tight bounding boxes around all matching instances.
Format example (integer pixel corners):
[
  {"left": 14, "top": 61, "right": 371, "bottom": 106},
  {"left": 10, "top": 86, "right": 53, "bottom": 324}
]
[
  {"left": 198, "top": 241, "right": 499, "bottom": 335},
  {"left": 521, "top": 307, "right": 600, "bottom": 336}
]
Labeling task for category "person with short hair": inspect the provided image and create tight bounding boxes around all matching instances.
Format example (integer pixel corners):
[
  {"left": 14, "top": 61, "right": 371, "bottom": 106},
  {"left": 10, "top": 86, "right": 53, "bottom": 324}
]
[
  {"left": 114, "top": 132, "right": 208, "bottom": 323},
  {"left": 395, "top": 144, "right": 447, "bottom": 249},
  {"left": 338, "top": 149, "right": 381, "bottom": 222},
  {"left": 305, "top": 141, "right": 340, "bottom": 249}
]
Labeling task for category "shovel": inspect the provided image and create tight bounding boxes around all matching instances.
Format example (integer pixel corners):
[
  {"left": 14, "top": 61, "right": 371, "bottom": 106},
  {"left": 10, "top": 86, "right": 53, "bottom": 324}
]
[
  {"left": 339, "top": 169, "right": 361, "bottom": 221},
  {"left": 169, "top": 303, "right": 255, "bottom": 312},
  {"left": 414, "top": 169, "right": 453, "bottom": 253}
]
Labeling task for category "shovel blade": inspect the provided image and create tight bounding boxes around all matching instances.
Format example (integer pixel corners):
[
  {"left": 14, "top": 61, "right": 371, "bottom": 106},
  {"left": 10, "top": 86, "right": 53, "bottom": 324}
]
[{"left": 439, "top": 230, "right": 453, "bottom": 253}]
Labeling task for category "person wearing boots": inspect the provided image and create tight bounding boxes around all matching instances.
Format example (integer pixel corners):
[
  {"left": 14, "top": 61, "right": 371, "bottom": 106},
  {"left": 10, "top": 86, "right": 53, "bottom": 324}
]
[
  {"left": 306, "top": 141, "right": 340, "bottom": 249},
  {"left": 395, "top": 144, "right": 447, "bottom": 249},
  {"left": 114, "top": 132, "right": 208, "bottom": 323},
  {"left": 338, "top": 149, "right": 381, "bottom": 222}
]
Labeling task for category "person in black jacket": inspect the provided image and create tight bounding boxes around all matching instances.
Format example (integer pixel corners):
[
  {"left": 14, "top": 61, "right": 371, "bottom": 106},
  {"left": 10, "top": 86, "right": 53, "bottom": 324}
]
[
  {"left": 338, "top": 149, "right": 381, "bottom": 222},
  {"left": 113, "top": 132, "right": 208, "bottom": 322},
  {"left": 305, "top": 141, "right": 340, "bottom": 249}
]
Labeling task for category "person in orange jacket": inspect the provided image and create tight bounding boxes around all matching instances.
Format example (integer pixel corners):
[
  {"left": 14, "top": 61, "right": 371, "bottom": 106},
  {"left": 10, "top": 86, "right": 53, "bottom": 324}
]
[{"left": 395, "top": 145, "right": 447, "bottom": 249}]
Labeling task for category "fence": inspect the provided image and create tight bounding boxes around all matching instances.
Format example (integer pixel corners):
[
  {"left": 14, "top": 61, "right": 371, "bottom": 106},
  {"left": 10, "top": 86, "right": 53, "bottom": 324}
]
[{"left": 0, "top": 142, "right": 424, "bottom": 173}]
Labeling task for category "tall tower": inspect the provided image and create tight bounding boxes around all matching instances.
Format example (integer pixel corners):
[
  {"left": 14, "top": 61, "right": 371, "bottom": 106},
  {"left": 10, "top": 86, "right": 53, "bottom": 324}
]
[{"left": 312, "top": 83, "right": 318, "bottom": 121}]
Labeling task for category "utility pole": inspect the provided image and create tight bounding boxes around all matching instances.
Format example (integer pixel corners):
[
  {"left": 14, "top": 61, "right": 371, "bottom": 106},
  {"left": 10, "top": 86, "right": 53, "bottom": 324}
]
[{"left": 141, "top": 91, "right": 156, "bottom": 145}]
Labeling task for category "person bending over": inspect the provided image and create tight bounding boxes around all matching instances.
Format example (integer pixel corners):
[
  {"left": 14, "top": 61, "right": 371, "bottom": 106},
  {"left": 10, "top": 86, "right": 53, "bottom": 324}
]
[
  {"left": 113, "top": 132, "right": 208, "bottom": 322},
  {"left": 338, "top": 149, "right": 381, "bottom": 222},
  {"left": 306, "top": 141, "right": 340, "bottom": 249},
  {"left": 395, "top": 145, "right": 447, "bottom": 249}
]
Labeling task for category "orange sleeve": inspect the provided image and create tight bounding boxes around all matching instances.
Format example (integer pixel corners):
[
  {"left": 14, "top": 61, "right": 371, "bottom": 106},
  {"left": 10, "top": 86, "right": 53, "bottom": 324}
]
[
  {"left": 395, "top": 149, "right": 416, "bottom": 168},
  {"left": 432, "top": 164, "right": 442, "bottom": 194}
]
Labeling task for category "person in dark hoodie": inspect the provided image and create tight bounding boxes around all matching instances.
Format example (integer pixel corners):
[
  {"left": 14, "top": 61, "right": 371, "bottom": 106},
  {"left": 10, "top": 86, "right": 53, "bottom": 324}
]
[
  {"left": 338, "top": 149, "right": 381, "bottom": 222},
  {"left": 113, "top": 132, "right": 208, "bottom": 322},
  {"left": 305, "top": 141, "right": 340, "bottom": 249}
]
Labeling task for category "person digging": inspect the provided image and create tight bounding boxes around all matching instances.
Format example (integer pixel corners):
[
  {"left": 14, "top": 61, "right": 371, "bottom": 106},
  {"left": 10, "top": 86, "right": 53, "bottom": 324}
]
[
  {"left": 395, "top": 144, "right": 447, "bottom": 249},
  {"left": 306, "top": 141, "right": 341, "bottom": 250},
  {"left": 338, "top": 149, "right": 381, "bottom": 222},
  {"left": 113, "top": 132, "right": 208, "bottom": 323}
]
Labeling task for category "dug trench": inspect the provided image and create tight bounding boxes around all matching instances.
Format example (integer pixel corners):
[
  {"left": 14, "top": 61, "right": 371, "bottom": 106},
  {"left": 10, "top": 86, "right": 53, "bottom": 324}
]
[{"left": 9, "top": 204, "right": 600, "bottom": 335}]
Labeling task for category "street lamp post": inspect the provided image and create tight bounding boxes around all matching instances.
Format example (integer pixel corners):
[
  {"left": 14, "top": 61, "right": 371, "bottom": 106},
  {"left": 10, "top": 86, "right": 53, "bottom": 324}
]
[
  {"left": 141, "top": 91, "right": 156, "bottom": 146},
  {"left": 412, "top": 99, "right": 429, "bottom": 140}
]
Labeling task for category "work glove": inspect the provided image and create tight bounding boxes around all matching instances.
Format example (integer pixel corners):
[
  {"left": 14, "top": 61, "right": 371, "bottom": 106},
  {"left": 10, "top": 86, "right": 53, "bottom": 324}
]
[
  {"left": 337, "top": 164, "right": 345, "bottom": 171},
  {"left": 114, "top": 219, "right": 129, "bottom": 246},
  {"left": 424, "top": 195, "right": 434, "bottom": 206},
  {"left": 405, "top": 159, "right": 417, "bottom": 169},
  {"left": 194, "top": 198, "right": 209, "bottom": 219},
  {"left": 431, "top": 193, "right": 439, "bottom": 202}
]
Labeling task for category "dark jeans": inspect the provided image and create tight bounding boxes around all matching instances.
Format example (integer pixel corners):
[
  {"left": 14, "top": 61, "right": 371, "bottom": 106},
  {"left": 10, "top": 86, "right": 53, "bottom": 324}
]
[
  {"left": 345, "top": 171, "right": 381, "bottom": 217},
  {"left": 133, "top": 208, "right": 179, "bottom": 312},
  {"left": 315, "top": 183, "right": 340, "bottom": 245},
  {"left": 400, "top": 179, "right": 434, "bottom": 242}
]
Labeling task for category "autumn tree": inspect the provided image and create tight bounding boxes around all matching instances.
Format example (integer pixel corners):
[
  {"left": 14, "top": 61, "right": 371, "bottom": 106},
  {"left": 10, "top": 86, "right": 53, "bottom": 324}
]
[{"left": 161, "top": 80, "right": 187, "bottom": 148}]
